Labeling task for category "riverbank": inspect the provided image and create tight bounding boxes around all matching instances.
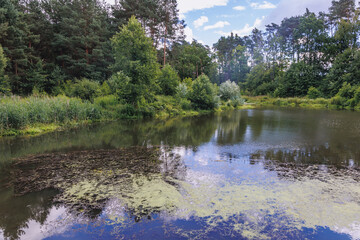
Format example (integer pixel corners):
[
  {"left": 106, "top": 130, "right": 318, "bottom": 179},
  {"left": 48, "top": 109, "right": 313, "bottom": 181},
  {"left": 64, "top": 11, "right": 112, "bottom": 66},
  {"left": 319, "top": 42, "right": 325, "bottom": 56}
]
[
  {"left": 4, "top": 94, "right": 357, "bottom": 138},
  {"left": 244, "top": 96, "right": 360, "bottom": 111},
  {"left": 0, "top": 95, "right": 254, "bottom": 137}
]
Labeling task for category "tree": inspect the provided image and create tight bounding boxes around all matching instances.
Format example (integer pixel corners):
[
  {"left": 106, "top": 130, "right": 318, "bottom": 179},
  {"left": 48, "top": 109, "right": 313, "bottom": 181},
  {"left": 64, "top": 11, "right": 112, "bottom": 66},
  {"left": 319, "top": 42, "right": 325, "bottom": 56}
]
[
  {"left": 113, "top": 0, "right": 184, "bottom": 51},
  {"left": 281, "top": 61, "right": 323, "bottom": 97},
  {"left": 111, "top": 16, "right": 159, "bottom": 107},
  {"left": 43, "top": 0, "right": 113, "bottom": 81},
  {"left": 0, "top": 44, "right": 10, "bottom": 93},
  {"left": 0, "top": 0, "right": 40, "bottom": 93},
  {"left": 170, "top": 40, "right": 215, "bottom": 80},
  {"left": 158, "top": 64, "right": 180, "bottom": 95},
  {"left": 325, "top": 48, "right": 360, "bottom": 96},
  {"left": 213, "top": 33, "right": 245, "bottom": 83}
]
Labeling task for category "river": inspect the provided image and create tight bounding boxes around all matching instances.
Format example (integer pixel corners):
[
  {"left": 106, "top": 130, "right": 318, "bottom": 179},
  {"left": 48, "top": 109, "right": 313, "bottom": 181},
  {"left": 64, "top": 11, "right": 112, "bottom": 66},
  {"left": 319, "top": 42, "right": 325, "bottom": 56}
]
[{"left": 0, "top": 108, "right": 360, "bottom": 239}]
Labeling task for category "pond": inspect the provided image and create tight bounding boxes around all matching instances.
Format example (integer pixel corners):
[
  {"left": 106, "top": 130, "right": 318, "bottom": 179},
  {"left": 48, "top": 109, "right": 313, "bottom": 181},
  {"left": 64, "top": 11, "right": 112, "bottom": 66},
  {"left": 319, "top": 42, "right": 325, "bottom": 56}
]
[{"left": 0, "top": 108, "right": 360, "bottom": 239}]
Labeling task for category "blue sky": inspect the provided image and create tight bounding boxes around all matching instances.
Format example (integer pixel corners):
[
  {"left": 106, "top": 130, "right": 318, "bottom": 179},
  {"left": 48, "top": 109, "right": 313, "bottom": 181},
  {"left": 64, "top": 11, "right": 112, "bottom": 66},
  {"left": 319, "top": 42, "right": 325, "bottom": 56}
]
[{"left": 178, "top": 0, "right": 334, "bottom": 46}]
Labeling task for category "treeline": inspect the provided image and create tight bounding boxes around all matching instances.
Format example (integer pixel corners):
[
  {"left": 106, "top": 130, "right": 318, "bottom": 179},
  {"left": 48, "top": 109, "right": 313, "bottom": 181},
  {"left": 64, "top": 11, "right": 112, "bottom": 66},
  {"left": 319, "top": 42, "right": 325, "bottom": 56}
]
[
  {"left": 1, "top": 0, "right": 360, "bottom": 111},
  {"left": 214, "top": 0, "right": 360, "bottom": 108},
  {"left": 0, "top": 13, "right": 243, "bottom": 135}
]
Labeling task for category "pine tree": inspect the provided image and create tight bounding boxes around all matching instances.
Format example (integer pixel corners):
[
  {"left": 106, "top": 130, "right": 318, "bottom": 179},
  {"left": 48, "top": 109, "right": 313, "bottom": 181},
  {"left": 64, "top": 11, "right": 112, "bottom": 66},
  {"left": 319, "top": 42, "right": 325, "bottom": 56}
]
[
  {"left": 0, "top": 44, "right": 10, "bottom": 93},
  {"left": 44, "top": 0, "right": 113, "bottom": 81},
  {"left": 111, "top": 16, "right": 159, "bottom": 107}
]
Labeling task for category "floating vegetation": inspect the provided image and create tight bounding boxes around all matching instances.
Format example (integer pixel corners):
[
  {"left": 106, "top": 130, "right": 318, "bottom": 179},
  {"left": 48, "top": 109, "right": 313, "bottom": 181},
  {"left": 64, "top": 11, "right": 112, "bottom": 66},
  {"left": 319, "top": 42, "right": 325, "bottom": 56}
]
[
  {"left": 6, "top": 147, "right": 185, "bottom": 215},
  {"left": 3, "top": 146, "right": 360, "bottom": 239}
]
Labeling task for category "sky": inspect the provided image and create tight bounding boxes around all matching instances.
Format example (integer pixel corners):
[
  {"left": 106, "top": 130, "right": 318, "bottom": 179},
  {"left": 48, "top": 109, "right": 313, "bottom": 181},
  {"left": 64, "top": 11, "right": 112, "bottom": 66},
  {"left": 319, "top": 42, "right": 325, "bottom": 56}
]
[{"left": 178, "top": 0, "right": 334, "bottom": 46}]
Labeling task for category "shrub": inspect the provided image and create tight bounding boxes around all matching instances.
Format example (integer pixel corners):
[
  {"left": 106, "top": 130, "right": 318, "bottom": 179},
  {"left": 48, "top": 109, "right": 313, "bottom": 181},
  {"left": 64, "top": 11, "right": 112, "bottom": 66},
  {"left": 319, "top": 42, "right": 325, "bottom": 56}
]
[
  {"left": 189, "top": 74, "right": 217, "bottom": 110},
  {"left": 219, "top": 80, "right": 241, "bottom": 101},
  {"left": 337, "top": 82, "right": 354, "bottom": 99},
  {"left": 307, "top": 86, "right": 322, "bottom": 99},
  {"left": 354, "top": 86, "right": 360, "bottom": 104},
  {"left": 158, "top": 64, "right": 180, "bottom": 96},
  {"left": 64, "top": 78, "right": 101, "bottom": 101},
  {"left": 94, "top": 95, "right": 119, "bottom": 109},
  {"left": 176, "top": 83, "right": 188, "bottom": 99},
  {"left": 330, "top": 95, "right": 346, "bottom": 107}
]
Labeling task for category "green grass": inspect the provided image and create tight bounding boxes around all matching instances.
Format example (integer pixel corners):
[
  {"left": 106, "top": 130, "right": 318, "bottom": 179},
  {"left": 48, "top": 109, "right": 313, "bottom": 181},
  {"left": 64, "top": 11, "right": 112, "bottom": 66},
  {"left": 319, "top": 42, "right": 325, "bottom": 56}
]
[
  {"left": 0, "top": 94, "right": 251, "bottom": 138},
  {"left": 243, "top": 95, "right": 360, "bottom": 111},
  {"left": 0, "top": 95, "right": 102, "bottom": 136}
]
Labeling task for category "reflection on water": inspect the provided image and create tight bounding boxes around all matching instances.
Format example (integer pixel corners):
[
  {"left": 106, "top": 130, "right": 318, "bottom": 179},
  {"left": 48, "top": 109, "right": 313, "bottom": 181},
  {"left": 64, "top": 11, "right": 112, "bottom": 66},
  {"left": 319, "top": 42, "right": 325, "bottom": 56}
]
[{"left": 1, "top": 109, "right": 360, "bottom": 239}]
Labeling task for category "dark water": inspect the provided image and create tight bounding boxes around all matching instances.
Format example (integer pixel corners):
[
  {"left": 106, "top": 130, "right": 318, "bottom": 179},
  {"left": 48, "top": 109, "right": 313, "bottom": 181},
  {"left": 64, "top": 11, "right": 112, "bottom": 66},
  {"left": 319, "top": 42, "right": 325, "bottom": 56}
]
[{"left": 1, "top": 108, "right": 360, "bottom": 240}]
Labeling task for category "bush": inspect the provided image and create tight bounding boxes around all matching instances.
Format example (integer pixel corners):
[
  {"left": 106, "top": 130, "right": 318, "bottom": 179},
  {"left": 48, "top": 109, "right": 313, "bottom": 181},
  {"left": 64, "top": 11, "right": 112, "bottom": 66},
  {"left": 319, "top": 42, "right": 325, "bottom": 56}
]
[
  {"left": 64, "top": 78, "right": 101, "bottom": 101},
  {"left": 353, "top": 86, "right": 360, "bottom": 104},
  {"left": 158, "top": 64, "right": 180, "bottom": 96},
  {"left": 307, "top": 86, "right": 322, "bottom": 99},
  {"left": 176, "top": 82, "right": 188, "bottom": 99},
  {"left": 189, "top": 74, "right": 217, "bottom": 110},
  {"left": 94, "top": 95, "right": 118, "bottom": 109},
  {"left": 337, "top": 82, "right": 354, "bottom": 99},
  {"left": 330, "top": 95, "right": 346, "bottom": 107},
  {"left": 219, "top": 80, "right": 241, "bottom": 101}
]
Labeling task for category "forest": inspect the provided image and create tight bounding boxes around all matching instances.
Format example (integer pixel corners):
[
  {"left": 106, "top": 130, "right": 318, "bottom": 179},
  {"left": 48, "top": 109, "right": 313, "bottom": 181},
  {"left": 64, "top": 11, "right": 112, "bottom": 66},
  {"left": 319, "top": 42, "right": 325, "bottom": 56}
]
[{"left": 0, "top": 0, "right": 360, "bottom": 135}]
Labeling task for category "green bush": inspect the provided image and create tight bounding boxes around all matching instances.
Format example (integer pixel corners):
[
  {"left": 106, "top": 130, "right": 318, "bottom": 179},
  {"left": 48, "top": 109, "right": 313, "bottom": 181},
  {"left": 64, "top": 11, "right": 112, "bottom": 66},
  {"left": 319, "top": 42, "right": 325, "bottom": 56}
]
[
  {"left": 64, "top": 78, "right": 101, "bottom": 101},
  {"left": 307, "top": 86, "right": 322, "bottom": 99},
  {"left": 330, "top": 95, "right": 346, "bottom": 107},
  {"left": 189, "top": 74, "right": 217, "bottom": 110},
  {"left": 354, "top": 86, "right": 360, "bottom": 104},
  {"left": 158, "top": 64, "right": 180, "bottom": 96},
  {"left": 219, "top": 80, "right": 241, "bottom": 101},
  {"left": 94, "top": 95, "right": 118, "bottom": 109},
  {"left": 337, "top": 82, "right": 354, "bottom": 99}
]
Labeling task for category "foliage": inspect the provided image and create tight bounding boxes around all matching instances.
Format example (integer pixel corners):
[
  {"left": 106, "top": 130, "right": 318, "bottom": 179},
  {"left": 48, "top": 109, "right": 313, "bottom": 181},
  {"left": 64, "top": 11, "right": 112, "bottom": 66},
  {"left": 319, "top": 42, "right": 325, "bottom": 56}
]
[
  {"left": 64, "top": 79, "right": 101, "bottom": 101},
  {"left": 158, "top": 64, "right": 180, "bottom": 96},
  {"left": 325, "top": 48, "right": 360, "bottom": 96},
  {"left": 189, "top": 75, "right": 217, "bottom": 110},
  {"left": 111, "top": 16, "right": 159, "bottom": 107},
  {"left": 219, "top": 80, "right": 241, "bottom": 101},
  {"left": 0, "top": 45, "right": 10, "bottom": 94},
  {"left": 176, "top": 82, "right": 188, "bottom": 99},
  {"left": 280, "top": 61, "right": 323, "bottom": 97},
  {"left": 307, "top": 87, "right": 322, "bottom": 99},
  {"left": 0, "top": 95, "right": 101, "bottom": 132},
  {"left": 169, "top": 41, "right": 216, "bottom": 81}
]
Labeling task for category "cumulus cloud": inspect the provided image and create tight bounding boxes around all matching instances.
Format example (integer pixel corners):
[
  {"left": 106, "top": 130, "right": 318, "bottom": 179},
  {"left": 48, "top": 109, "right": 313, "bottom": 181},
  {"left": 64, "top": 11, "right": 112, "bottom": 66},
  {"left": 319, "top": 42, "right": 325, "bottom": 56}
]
[
  {"left": 265, "top": 0, "right": 332, "bottom": 25},
  {"left": 216, "top": 17, "right": 264, "bottom": 36},
  {"left": 204, "top": 21, "right": 230, "bottom": 30},
  {"left": 184, "top": 26, "right": 195, "bottom": 42},
  {"left": 251, "top": 1, "right": 276, "bottom": 10},
  {"left": 194, "top": 16, "right": 209, "bottom": 28},
  {"left": 177, "top": 0, "right": 228, "bottom": 13},
  {"left": 233, "top": 5, "right": 246, "bottom": 11}
]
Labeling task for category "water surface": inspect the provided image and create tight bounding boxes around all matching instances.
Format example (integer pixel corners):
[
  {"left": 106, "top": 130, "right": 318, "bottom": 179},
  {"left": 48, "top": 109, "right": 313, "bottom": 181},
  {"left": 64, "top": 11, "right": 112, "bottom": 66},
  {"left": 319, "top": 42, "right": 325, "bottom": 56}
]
[{"left": 0, "top": 109, "right": 360, "bottom": 239}]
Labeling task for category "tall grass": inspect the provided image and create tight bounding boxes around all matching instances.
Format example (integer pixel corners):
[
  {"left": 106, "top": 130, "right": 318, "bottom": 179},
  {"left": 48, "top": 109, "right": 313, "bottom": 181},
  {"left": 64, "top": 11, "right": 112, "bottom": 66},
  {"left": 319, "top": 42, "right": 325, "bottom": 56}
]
[{"left": 0, "top": 95, "right": 101, "bottom": 132}]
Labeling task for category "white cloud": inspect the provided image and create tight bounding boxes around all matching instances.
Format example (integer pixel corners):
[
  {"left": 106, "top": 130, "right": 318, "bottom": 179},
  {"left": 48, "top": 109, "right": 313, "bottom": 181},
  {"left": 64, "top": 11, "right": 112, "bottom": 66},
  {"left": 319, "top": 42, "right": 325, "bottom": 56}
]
[
  {"left": 216, "top": 17, "right": 264, "bottom": 36},
  {"left": 233, "top": 5, "right": 246, "bottom": 11},
  {"left": 178, "top": 0, "right": 229, "bottom": 13},
  {"left": 184, "top": 26, "right": 194, "bottom": 42},
  {"left": 265, "top": 0, "right": 332, "bottom": 24},
  {"left": 204, "top": 21, "right": 230, "bottom": 30},
  {"left": 194, "top": 16, "right": 209, "bottom": 28},
  {"left": 250, "top": 1, "right": 276, "bottom": 10}
]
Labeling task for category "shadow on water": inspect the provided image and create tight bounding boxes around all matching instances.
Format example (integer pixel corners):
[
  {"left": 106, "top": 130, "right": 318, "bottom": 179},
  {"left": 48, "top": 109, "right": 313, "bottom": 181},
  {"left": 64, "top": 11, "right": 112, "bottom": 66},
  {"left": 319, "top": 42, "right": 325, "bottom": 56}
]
[{"left": 1, "top": 109, "right": 360, "bottom": 239}]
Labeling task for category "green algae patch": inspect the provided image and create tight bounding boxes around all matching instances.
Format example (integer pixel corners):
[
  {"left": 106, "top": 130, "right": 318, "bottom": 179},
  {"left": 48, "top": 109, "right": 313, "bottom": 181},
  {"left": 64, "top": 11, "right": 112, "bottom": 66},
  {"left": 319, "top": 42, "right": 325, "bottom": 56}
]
[{"left": 5, "top": 147, "right": 360, "bottom": 239}]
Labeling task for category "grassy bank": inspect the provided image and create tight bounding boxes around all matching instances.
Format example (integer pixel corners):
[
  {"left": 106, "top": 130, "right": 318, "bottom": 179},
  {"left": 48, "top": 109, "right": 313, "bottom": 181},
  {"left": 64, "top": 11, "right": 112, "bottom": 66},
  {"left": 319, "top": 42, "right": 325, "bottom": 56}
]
[
  {"left": 244, "top": 96, "right": 360, "bottom": 111},
  {"left": 0, "top": 95, "right": 231, "bottom": 137}
]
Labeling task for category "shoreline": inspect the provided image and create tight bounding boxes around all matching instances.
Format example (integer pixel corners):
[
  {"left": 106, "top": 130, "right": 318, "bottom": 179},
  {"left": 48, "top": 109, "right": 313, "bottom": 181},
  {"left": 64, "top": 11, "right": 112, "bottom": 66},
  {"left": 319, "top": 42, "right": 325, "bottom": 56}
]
[{"left": 2, "top": 96, "right": 359, "bottom": 139}]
